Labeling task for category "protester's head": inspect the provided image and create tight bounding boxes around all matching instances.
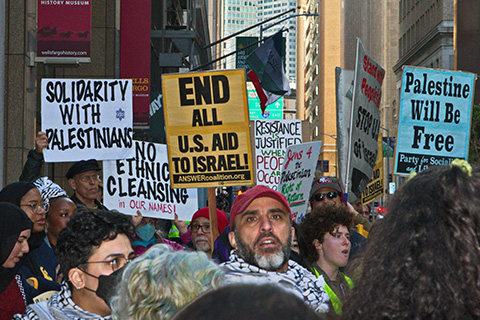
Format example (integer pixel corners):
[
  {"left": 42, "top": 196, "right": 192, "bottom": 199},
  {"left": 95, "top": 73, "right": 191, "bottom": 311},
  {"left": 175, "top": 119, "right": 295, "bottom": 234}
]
[
  {"left": 66, "top": 159, "right": 101, "bottom": 203},
  {"left": 300, "top": 205, "right": 352, "bottom": 270},
  {"left": 190, "top": 207, "right": 228, "bottom": 253},
  {"left": 0, "top": 181, "right": 46, "bottom": 233},
  {"left": 309, "top": 176, "right": 345, "bottom": 209},
  {"left": 172, "top": 283, "right": 322, "bottom": 320},
  {"left": 111, "top": 244, "right": 224, "bottom": 320},
  {"left": 228, "top": 185, "right": 292, "bottom": 272},
  {"left": 341, "top": 162, "right": 480, "bottom": 319},
  {"left": 56, "top": 210, "right": 134, "bottom": 317},
  {"left": 0, "top": 203, "right": 32, "bottom": 271},
  {"left": 34, "top": 177, "right": 76, "bottom": 245}
]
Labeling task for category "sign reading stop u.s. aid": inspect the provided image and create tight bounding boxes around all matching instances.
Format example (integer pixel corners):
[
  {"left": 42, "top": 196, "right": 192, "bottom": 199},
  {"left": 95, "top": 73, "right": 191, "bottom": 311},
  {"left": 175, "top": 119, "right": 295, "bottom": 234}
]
[
  {"left": 103, "top": 140, "right": 198, "bottom": 220},
  {"left": 395, "top": 67, "right": 476, "bottom": 175},
  {"left": 162, "top": 69, "right": 254, "bottom": 188},
  {"left": 41, "top": 78, "right": 134, "bottom": 162}
]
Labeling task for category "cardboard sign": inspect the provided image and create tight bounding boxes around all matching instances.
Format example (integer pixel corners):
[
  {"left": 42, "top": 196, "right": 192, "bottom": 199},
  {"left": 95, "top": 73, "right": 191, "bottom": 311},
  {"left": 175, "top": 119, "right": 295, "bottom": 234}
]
[
  {"left": 162, "top": 69, "right": 254, "bottom": 188},
  {"left": 346, "top": 39, "right": 385, "bottom": 201},
  {"left": 395, "top": 67, "right": 476, "bottom": 174},
  {"left": 254, "top": 119, "right": 302, "bottom": 190},
  {"left": 41, "top": 79, "right": 134, "bottom": 162},
  {"left": 278, "top": 141, "right": 322, "bottom": 223},
  {"left": 361, "top": 134, "right": 384, "bottom": 204},
  {"left": 103, "top": 140, "right": 198, "bottom": 220}
]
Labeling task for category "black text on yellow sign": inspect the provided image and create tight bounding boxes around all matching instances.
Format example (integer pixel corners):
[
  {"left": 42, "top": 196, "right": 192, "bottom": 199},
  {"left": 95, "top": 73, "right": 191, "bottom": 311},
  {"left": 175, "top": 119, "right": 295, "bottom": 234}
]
[{"left": 162, "top": 69, "right": 254, "bottom": 188}]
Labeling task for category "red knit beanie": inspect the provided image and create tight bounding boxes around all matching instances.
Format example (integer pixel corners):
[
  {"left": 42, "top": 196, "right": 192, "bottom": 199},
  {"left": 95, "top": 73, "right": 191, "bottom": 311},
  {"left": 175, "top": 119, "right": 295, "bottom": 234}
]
[
  {"left": 229, "top": 185, "right": 291, "bottom": 230},
  {"left": 191, "top": 207, "right": 229, "bottom": 234}
]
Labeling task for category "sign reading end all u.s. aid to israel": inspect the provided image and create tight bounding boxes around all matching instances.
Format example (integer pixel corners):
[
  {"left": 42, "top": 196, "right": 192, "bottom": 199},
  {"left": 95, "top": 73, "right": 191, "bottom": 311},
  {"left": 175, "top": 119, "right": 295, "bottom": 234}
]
[
  {"left": 162, "top": 69, "right": 254, "bottom": 188},
  {"left": 395, "top": 67, "right": 477, "bottom": 175}
]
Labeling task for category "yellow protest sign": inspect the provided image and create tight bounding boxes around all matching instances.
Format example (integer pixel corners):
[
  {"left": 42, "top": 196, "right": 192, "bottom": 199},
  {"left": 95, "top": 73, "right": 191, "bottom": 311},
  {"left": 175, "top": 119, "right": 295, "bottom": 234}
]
[
  {"left": 361, "top": 134, "right": 384, "bottom": 204},
  {"left": 162, "top": 69, "right": 254, "bottom": 188}
]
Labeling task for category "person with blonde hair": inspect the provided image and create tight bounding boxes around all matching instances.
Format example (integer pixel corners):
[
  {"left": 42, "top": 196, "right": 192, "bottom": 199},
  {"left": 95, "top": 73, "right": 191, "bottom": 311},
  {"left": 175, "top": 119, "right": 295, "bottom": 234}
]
[{"left": 111, "top": 244, "right": 224, "bottom": 320}]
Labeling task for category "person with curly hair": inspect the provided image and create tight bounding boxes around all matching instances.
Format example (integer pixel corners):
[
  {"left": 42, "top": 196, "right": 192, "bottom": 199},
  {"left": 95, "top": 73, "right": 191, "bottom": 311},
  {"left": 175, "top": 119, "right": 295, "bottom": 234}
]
[
  {"left": 341, "top": 162, "right": 480, "bottom": 320},
  {"left": 300, "top": 205, "right": 353, "bottom": 317},
  {"left": 14, "top": 210, "right": 135, "bottom": 320},
  {"left": 111, "top": 244, "right": 224, "bottom": 320}
]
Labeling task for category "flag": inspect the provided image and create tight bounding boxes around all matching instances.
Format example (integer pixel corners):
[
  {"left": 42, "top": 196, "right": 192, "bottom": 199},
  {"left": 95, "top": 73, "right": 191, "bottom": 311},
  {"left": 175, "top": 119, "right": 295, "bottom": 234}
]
[{"left": 246, "top": 30, "right": 290, "bottom": 112}]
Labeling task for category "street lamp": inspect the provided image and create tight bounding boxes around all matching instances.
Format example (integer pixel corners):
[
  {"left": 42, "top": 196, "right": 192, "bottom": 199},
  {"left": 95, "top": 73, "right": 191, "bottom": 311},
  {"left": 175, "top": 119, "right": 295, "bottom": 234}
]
[{"left": 316, "top": 133, "right": 338, "bottom": 177}]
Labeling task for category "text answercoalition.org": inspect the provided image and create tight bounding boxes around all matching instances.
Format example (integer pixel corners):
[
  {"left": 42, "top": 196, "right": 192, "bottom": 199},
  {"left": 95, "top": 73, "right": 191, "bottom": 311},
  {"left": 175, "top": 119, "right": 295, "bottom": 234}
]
[{"left": 177, "top": 173, "right": 245, "bottom": 183}]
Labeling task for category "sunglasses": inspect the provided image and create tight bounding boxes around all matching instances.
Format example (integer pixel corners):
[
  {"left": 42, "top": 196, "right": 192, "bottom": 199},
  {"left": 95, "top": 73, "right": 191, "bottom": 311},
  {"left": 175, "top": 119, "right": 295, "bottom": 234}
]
[{"left": 312, "top": 191, "right": 340, "bottom": 202}]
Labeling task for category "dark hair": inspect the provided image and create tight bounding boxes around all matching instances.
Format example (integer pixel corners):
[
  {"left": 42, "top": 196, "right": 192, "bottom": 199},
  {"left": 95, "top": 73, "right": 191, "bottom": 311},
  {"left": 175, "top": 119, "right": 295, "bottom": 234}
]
[
  {"left": 172, "top": 283, "right": 322, "bottom": 320},
  {"left": 300, "top": 204, "right": 353, "bottom": 264},
  {"left": 341, "top": 164, "right": 480, "bottom": 319},
  {"left": 56, "top": 210, "right": 134, "bottom": 278}
]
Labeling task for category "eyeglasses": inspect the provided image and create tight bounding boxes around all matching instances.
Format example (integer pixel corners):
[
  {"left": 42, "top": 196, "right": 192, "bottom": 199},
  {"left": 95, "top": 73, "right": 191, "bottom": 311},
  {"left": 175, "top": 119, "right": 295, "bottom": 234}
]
[
  {"left": 312, "top": 191, "right": 340, "bottom": 202},
  {"left": 79, "top": 174, "right": 99, "bottom": 183},
  {"left": 81, "top": 254, "right": 134, "bottom": 272},
  {"left": 190, "top": 224, "right": 211, "bottom": 234},
  {"left": 21, "top": 202, "right": 49, "bottom": 213}
]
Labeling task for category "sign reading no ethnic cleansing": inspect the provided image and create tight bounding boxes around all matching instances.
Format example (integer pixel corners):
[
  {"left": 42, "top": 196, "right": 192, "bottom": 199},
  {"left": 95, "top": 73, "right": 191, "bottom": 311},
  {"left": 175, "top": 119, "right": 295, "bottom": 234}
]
[
  {"left": 162, "top": 70, "right": 254, "bottom": 188},
  {"left": 395, "top": 67, "right": 476, "bottom": 175},
  {"left": 41, "top": 79, "right": 134, "bottom": 162},
  {"left": 103, "top": 141, "right": 198, "bottom": 220}
]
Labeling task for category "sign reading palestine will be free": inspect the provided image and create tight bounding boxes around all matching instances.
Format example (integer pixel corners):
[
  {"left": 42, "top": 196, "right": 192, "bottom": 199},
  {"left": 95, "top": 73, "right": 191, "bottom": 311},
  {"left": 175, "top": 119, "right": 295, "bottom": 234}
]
[{"left": 162, "top": 69, "right": 254, "bottom": 188}]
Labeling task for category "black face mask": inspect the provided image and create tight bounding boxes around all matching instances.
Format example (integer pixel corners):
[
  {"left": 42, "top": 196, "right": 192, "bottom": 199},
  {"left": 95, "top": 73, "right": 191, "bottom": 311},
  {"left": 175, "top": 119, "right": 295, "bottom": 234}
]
[{"left": 95, "top": 266, "right": 126, "bottom": 308}]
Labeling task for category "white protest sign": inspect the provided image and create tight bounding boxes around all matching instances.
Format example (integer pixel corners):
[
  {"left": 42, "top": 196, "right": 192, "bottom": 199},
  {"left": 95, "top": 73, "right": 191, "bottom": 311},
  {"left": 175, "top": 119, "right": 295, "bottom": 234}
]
[
  {"left": 41, "top": 79, "right": 134, "bottom": 162},
  {"left": 103, "top": 140, "right": 198, "bottom": 220},
  {"left": 254, "top": 119, "right": 303, "bottom": 190},
  {"left": 394, "top": 67, "right": 476, "bottom": 174},
  {"left": 278, "top": 141, "right": 322, "bottom": 223},
  {"left": 346, "top": 39, "right": 385, "bottom": 201}
]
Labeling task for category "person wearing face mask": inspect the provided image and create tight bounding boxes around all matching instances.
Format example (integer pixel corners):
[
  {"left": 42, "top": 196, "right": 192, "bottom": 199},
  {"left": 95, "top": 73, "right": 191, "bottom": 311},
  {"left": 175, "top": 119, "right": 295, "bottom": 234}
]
[
  {"left": 0, "top": 203, "right": 32, "bottom": 320},
  {"left": 133, "top": 216, "right": 184, "bottom": 256},
  {"left": 14, "top": 210, "right": 135, "bottom": 320}
]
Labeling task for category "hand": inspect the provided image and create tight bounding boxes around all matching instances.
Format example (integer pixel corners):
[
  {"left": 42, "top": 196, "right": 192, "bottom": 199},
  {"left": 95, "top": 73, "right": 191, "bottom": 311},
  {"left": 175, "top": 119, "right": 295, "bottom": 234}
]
[
  {"left": 173, "top": 213, "right": 188, "bottom": 235},
  {"left": 35, "top": 131, "right": 49, "bottom": 153},
  {"left": 131, "top": 210, "right": 143, "bottom": 227},
  {"left": 346, "top": 202, "right": 359, "bottom": 217}
]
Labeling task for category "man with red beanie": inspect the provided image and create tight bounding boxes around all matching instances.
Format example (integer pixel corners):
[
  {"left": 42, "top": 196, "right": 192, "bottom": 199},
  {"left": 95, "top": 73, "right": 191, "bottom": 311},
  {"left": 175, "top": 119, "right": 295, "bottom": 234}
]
[
  {"left": 220, "top": 185, "right": 329, "bottom": 314},
  {"left": 174, "top": 207, "right": 228, "bottom": 254}
]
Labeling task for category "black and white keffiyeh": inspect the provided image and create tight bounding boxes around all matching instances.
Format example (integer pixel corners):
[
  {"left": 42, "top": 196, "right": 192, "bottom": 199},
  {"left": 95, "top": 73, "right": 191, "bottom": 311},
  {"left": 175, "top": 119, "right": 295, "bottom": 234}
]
[
  {"left": 13, "top": 282, "right": 111, "bottom": 320},
  {"left": 221, "top": 251, "right": 330, "bottom": 313},
  {"left": 34, "top": 177, "right": 68, "bottom": 206}
]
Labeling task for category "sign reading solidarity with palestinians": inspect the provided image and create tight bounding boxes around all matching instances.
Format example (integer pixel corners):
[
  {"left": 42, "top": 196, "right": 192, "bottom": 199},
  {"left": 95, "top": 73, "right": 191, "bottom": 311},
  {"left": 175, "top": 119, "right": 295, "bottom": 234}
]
[
  {"left": 103, "top": 140, "right": 198, "bottom": 220},
  {"left": 361, "top": 134, "right": 384, "bottom": 204},
  {"left": 162, "top": 69, "right": 254, "bottom": 188},
  {"left": 278, "top": 141, "right": 322, "bottom": 223},
  {"left": 41, "top": 78, "right": 134, "bottom": 162},
  {"left": 254, "top": 119, "right": 302, "bottom": 190},
  {"left": 346, "top": 39, "right": 385, "bottom": 201},
  {"left": 395, "top": 67, "right": 476, "bottom": 175}
]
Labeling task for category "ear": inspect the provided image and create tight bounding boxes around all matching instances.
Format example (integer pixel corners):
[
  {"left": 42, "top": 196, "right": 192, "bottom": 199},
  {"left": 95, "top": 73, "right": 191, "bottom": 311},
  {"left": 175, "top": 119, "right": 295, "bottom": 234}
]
[
  {"left": 228, "top": 231, "right": 237, "bottom": 249},
  {"left": 291, "top": 227, "right": 295, "bottom": 239},
  {"left": 313, "top": 239, "right": 322, "bottom": 251},
  {"left": 68, "top": 178, "right": 76, "bottom": 191},
  {"left": 68, "top": 268, "right": 85, "bottom": 290}
]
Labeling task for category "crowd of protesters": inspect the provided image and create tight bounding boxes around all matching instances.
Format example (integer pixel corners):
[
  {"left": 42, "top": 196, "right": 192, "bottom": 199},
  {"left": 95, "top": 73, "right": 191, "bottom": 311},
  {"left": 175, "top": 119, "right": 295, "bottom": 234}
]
[{"left": 1, "top": 132, "right": 480, "bottom": 319}]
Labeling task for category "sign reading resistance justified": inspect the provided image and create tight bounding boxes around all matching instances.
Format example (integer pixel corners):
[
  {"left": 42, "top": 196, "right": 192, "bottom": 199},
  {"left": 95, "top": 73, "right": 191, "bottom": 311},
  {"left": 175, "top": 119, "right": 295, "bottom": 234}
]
[{"left": 162, "top": 69, "right": 254, "bottom": 188}]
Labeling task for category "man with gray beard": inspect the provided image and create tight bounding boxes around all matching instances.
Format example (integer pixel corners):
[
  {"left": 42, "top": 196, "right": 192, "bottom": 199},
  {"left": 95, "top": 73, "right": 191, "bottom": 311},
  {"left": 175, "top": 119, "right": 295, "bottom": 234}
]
[{"left": 220, "top": 185, "right": 330, "bottom": 314}]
